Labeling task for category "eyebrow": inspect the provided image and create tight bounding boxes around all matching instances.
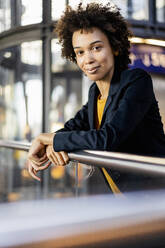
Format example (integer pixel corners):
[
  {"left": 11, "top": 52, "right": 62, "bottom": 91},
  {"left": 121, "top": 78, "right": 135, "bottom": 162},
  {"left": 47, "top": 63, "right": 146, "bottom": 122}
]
[{"left": 73, "top": 40, "right": 103, "bottom": 49}]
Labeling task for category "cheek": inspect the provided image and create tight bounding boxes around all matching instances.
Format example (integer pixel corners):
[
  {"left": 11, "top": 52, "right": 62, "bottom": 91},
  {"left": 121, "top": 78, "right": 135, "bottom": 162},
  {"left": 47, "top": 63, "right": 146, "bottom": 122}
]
[
  {"left": 77, "top": 58, "right": 84, "bottom": 70},
  {"left": 104, "top": 55, "right": 114, "bottom": 68},
  {"left": 99, "top": 52, "right": 111, "bottom": 64}
]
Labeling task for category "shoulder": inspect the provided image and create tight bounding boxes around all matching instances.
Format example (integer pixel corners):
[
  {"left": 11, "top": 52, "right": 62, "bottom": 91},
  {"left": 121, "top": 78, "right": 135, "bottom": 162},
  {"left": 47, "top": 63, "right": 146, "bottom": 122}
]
[
  {"left": 121, "top": 68, "right": 151, "bottom": 82},
  {"left": 118, "top": 68, "right": 154, "bottom": 101},
  {"left": 120, "top": 68, "right": 153, "bottom": 90}
]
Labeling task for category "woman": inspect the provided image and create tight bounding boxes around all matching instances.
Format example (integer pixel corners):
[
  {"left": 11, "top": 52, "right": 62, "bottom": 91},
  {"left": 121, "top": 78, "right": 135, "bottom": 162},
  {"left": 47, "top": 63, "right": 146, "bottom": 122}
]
[{"left": 27, "top": 2, "right": 165, "bottom": 192}]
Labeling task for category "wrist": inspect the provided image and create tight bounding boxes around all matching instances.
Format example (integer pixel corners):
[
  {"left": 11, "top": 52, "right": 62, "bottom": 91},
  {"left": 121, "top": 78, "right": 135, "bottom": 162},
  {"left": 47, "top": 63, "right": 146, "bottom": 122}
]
[{"left": 38, "top": 133, "right": 55, "bottom": 145}]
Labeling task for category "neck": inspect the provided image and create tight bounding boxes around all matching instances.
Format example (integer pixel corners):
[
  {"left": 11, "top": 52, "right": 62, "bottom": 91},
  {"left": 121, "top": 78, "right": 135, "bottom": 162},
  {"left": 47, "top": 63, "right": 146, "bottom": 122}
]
[{"left": 96, "top": 68, "right": 114, "bottom": 100}]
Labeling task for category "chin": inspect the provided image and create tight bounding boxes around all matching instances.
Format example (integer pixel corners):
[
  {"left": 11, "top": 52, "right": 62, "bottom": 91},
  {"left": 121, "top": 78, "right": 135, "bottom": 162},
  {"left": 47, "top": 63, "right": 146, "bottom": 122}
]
[{"left": 87, "top": 74, "right": 103, "bottom": 81}]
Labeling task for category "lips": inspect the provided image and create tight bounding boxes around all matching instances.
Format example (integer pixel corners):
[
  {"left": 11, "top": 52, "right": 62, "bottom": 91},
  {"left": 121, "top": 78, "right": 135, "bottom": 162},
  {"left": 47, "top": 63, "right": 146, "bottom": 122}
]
[{"left": 86, "top": 66, "right": 100, "bottom": 74}]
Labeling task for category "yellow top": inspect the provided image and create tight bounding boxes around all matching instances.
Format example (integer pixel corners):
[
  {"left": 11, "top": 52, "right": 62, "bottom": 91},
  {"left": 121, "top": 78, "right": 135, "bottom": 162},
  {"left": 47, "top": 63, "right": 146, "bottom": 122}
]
[{"left": 96, "top": 94, "right": 122, "bottom": 194}]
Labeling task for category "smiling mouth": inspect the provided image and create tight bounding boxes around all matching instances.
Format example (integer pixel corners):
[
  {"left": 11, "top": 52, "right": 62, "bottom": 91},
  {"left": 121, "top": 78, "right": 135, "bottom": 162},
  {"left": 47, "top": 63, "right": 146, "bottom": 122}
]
[{"left": 86, "top": 66, "right": 100, "bottom": 74}]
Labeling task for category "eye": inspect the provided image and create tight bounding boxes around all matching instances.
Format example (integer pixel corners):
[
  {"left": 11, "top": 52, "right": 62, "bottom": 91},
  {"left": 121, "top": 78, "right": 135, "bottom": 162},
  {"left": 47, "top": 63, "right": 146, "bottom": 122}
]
[
  {"left": 92, "top": 46, "right": 101, "bottom": 51},
  {"left": 76, "top": 50, "right": 84, "bottom": 56}
]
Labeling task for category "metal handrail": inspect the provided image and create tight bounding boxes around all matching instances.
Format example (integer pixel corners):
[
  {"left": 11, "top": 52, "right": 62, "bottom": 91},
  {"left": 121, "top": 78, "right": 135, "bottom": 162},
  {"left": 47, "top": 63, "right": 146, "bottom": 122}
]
[
  {"left": 0, "top": 139, "right": 31, "bottom": 151},
  {"left": 1, "top": 139, "right": 165, "bottom": 176}
]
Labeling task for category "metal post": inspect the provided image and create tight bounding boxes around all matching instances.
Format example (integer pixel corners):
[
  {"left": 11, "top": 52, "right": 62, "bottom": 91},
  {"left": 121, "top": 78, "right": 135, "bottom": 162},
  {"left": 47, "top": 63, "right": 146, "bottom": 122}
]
[
  {"left": 149, "top": 0, "right": 156, "bottom": 24},
  {"left": 127, "top": 0, "right": 133, "bottom": 19},
  {"left": 42, "top": 0, "right": 52, "bottom": 197},
  {"left": 75, "top": 162, "right": 79, "bottom": 197}
]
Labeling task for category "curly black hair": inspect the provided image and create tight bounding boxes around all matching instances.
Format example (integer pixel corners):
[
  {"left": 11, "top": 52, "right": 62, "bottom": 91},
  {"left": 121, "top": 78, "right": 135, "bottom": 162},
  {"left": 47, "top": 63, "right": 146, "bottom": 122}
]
[{"left": 55, "top": 2, "right": 132, "bottom": 74}]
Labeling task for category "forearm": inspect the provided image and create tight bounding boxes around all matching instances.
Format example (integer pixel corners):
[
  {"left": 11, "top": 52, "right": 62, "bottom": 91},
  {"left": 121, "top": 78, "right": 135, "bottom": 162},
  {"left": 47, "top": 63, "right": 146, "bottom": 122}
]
[
  {"left": 53, "top": 128, "right": 113, "bottom": 152},
  {"left": 38, "top": 133, "right": 55, "bottom": 145}
]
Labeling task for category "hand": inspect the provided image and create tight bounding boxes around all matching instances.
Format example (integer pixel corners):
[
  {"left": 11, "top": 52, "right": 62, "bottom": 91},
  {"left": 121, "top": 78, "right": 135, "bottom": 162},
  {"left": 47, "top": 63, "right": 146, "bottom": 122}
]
[
  {"left": 27, "top": 136, "right": 51, "bottom": 181},
  {"left": 27, "top": 159, "right": 51, "bottom": 181},
  {"left": 46, "top": 145, "right": 69, "bottom": 166}
]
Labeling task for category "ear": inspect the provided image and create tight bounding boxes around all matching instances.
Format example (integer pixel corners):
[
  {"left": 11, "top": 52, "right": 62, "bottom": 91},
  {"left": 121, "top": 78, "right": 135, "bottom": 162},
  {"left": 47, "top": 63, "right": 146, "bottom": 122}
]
[{"left": 114, "top": 51, "right": 119, "bottom": 56}]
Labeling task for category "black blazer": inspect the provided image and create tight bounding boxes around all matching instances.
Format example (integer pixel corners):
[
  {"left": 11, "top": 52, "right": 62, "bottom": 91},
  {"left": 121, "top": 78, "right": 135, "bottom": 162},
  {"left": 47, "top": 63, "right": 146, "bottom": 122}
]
[
  {"left": 53, "top": 68, "right": 165, "bottom": 192},
  {"left": 53, "top": 68, "right": 165, "bottom": 157}
]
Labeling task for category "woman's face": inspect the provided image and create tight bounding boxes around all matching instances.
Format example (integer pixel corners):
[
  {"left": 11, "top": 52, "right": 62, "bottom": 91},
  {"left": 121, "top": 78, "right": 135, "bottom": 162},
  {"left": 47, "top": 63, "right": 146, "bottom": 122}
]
[{"left": 72, "top": 27, "right": 115, "bottom": 82}]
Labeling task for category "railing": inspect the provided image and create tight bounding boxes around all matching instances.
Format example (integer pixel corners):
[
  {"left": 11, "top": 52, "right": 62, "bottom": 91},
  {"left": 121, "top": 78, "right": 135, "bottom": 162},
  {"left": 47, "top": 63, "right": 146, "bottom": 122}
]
[
  {"left": 1, "top": 139, "right": 165, "bottom": 176},
  {"left": 1, "top": 139, "right": 165, "bottom": 247}
]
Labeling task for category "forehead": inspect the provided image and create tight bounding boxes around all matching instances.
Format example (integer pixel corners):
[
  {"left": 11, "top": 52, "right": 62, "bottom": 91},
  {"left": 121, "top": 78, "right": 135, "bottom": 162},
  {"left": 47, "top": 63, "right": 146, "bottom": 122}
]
[{"left": 72, "top": 27, "right": 109, "bottom": 47}]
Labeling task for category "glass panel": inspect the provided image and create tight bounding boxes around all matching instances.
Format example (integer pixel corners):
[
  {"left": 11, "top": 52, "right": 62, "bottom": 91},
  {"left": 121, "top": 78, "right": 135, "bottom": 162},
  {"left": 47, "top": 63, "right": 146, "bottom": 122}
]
[
  {"left": 50, "top": 160, "right": 165, "bottom": 197},
  {"left": 0, "top": 148, "right": 80, "bottom": 203},
  {"left": 52, "top": 0, "right": 66, "bottom": 20},
  {"left": 0, "top": 148, "right": 40, "bottom": 203},
  {"left": 129, "top": 0, "right": 149, "bottom": 20},
  {"left": 156, "top": 0, "right": 165, "bottom": 23},
  {"left": 67, "top": 0, "right": 127, "bottom": 17},
  {"left": 21, "top": 0, "right": 42, "bottom": 25},
  {"left": 51, "top": 39, "right": 83, "bottom": 132},
  {"left": 1, "top": 146, "right": 165, "bottom": 203},
  {"left": 69, "top": 0, "right": 148, "bottom": 20},
  {"left": 48, "top": 38, "right": 92, "bottom": 199},
  {"left": 0, "top": 0, "right": 11, "bottom": 32},
  {"left": 0, "top": 40, "right": 42, "bottom": 141},
  {"left": 152, "top": 74, "right": 165, "bottom": 132}
]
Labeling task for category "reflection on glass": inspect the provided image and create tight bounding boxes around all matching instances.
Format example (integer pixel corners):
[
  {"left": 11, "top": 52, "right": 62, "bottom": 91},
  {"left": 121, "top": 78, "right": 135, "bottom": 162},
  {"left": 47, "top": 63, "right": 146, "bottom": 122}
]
[
  {"left": 52, "top": 0, "right": 66, "bottom": 20},
  {"left": 21, "top": 0, "right": 42, "bottom": 25},
  {"left": 0, "top": 148, "right": 41, "bottom": 203},
  {"left": 0, "top": 0, "right": 11, "bottom": 32},
  {"left": 0, "top": 41, "right": 42, "bottom": 141},
  {"left": 156, "top": 0, "right": 165, "bottom": 23},
  {"left": 0, "top": 148, "right": 95, "bottom": 203}
]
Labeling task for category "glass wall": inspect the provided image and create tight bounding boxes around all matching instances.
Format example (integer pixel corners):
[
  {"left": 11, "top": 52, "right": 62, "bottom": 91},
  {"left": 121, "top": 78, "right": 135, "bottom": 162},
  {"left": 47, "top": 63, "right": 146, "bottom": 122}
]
[
  {"left": 0, "top": 0, "right": 164, "bottom": 204},
  {"left": 21, "top": 0, "right": 42, "bottom": 25},
  {"left": 50, "top": 39, "right": 82, "bottom": 132},
  {"left": 152, "top": 74, "right": 165, "bottom": 131},
  {"left": 127, "top": 0, "right": 149, "bottom": 20},
  {"left": 52, "top": 0, "right": 149, "bottom": 21},
  {"left": 0, "top": 40, "right": 42, "bottom": 141},
  {"left": 52, "top": 0, "right": 66, "bottom": 20},
  {"left": 0, "top": 0, "right": 42, "bottom": 33},
  {"left": 0, "top": 148, "right": 39, "bottom": 202},
  {"left": 0, "top": 148, "right": 83, "bottom": 202},
  {"left": 0, "top": 0, "right": 11, "bottom": 32},
  {"left": 156, "top": 0, "right": 165, "bottom": 23}
]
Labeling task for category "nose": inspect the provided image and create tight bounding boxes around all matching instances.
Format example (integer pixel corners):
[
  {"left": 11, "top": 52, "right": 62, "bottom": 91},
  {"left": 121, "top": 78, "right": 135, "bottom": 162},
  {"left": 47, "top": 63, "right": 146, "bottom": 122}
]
[{"left": 84, "top": 51, "right": 95, "bottom": 64}]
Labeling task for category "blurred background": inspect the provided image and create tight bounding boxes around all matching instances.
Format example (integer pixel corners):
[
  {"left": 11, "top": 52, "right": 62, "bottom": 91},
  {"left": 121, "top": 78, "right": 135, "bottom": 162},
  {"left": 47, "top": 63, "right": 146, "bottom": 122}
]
[{"left": 0, "top": 0, "right": 165, "bottom": 203}]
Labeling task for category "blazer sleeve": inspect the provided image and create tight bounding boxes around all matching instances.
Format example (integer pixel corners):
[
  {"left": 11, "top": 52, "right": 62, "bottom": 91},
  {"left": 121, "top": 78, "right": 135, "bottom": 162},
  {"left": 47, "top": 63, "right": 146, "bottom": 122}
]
[{"left": 53, "top": 69, "right": 154, "bottom": 152}]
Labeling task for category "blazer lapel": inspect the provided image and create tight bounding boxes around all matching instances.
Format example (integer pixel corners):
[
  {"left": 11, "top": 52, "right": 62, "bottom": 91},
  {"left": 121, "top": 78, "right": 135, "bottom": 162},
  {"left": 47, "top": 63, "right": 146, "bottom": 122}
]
[
  {"left": 88, "top": 83, "right": 99, "bottom": 129},
  {"left": 103, "top": 80, "right": 120, "bottom": 116},
  {"left": 88, "top": 70, "right": 122, "bottom": 129}
]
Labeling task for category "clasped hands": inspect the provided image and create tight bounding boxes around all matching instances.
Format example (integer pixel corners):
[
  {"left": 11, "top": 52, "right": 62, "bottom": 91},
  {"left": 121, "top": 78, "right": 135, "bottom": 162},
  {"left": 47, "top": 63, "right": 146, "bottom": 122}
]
[{"left": 27, "top": 133, "right": 69, "bottom": 181}]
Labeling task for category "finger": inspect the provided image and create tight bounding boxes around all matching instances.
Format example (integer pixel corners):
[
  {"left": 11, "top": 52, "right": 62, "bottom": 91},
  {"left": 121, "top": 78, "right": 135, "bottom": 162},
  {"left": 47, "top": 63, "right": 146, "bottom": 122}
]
[
  {"left": 51, "top": 146, "right": 61, "bottom": 165},
  {"left": 29, "top": 157, "right": 49, "bottom": 166},
  {"left": 38, "top": 153, "right": 48, "bottom": 162},
  {"left": 49, "top": 152, "right": 58, "bottom": 165},
  {"left": 47, "top": 146, "right": 59, "bottom": 165},
  {"left": 28, "top": 154, "right": 48, "bottom": 164},
  {"left": 36, "top": 161, "right": 52, "bottom": 171},
  {"left": 55, "top": 152, "right": 65, "bottom": 166},
  {"left": 27, "top": 159, "right": 45, "bottom": 172},
  {"left": 28, "top": 162, "right": 41, "bottom": 181},
  {"left": 60, "top": 151, "right": 69, "bottom": 164}
]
